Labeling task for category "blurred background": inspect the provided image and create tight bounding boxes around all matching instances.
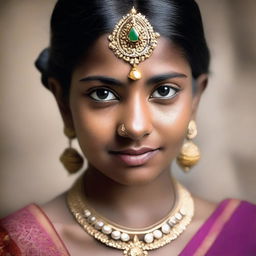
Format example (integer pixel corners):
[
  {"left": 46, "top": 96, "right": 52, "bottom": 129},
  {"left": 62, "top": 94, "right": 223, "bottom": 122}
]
[{"left": 0, "top": 0, "right": 256, "bottom": 217}]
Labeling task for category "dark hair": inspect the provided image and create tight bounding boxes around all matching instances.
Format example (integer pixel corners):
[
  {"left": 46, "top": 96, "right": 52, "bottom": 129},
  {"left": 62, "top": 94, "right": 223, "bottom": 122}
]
[{"left": 36, "top": 0, "right": 210, "bottom": 96}]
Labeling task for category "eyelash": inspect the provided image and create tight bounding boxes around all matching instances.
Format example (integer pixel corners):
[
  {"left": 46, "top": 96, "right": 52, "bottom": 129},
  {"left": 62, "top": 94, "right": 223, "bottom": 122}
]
[
  {"left": 87, "top": 85, "right": 180, "bottom": 102},
  {"left": 150, "top": 85, "right": 180, "bottom": 100},
  {"left": 87, "top": 87, "right": 119, "bottom": 102}
]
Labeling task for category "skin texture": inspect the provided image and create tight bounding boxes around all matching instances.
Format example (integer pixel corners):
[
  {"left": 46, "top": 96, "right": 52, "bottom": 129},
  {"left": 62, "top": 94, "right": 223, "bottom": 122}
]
[
  {"left": 53, "top": 35, "right": 206, "bottom": 186},
  {"left": 44, "top": 35, "right": 214, "bottom": 255}
]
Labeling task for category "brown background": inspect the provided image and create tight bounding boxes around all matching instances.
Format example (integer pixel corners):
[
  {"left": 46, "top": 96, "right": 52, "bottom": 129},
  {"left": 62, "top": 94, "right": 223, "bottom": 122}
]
[{"left": 0, "top": 0, "right": 256, "bottom": 217}]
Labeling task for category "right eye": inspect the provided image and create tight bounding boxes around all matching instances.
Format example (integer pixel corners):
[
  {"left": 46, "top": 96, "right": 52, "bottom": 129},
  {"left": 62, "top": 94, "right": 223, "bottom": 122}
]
[{"left": 89, "top": 88, "right": 118, "bottom": 102}]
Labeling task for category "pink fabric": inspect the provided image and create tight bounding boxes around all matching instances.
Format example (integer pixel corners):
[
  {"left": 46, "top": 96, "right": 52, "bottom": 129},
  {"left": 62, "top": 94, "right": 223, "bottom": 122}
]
[
  {"left": 1, "top": 199, "right": 255, "bottom": 255},
  {"left": 180, "top": 199, "right": 256, "bottom": 255},
  {"left": 0, "top": 204, "right": 69, "bottom": 256}
]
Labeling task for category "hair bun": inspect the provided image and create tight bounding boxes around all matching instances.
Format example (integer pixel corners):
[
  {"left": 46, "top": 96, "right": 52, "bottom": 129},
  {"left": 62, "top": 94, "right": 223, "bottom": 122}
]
[{"left": 35, "top": 48, "right": 50, "bottom": 88}]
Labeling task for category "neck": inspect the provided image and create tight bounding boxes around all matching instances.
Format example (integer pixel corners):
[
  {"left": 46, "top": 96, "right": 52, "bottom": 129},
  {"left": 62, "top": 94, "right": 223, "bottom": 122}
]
[{"left": 83, "top": 166, "right": 176, "bottom": 228}]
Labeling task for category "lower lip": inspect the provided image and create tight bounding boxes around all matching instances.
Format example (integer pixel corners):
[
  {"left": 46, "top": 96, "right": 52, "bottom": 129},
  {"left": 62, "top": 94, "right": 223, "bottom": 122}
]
[{"left": 113, "top": 150, "right": 159, "bottom": 166}]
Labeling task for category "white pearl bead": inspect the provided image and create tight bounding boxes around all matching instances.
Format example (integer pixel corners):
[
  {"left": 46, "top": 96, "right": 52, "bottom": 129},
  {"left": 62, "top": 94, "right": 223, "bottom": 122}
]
[
  {"left": 111, "top": 230, "right": 121, "bottom": 240},
  {"left": 175, "top": 213, "right": 182, "bottom": 220},
  {"left": 168, "top": 216, "right": 177, "bottom": 226},
  {"left": 144, "top": 233, "right": 154, "bottom": 243},
  {"left": 88, "top": 216, "right": 96, "bottom": 223},
  {"left": 153, "top": 230, "right": 163, "bottom": 239},
  {"left": 102, "top": 225, "right": 112, "bottom": 234},
  {"left": 180, "top": 207, "right": 186, "bottom": 216},
  {"left": 121, "top": 233, "right": 130, "bottom": 242},
  {"left": 161, "top": 223, "right": 171, "bottom": 234},
  {"left": 84, "top": 209, "right": 91, "bottom": 217},
  {"left": 94, "top": 221, "right": 104, "bottom": 230}
]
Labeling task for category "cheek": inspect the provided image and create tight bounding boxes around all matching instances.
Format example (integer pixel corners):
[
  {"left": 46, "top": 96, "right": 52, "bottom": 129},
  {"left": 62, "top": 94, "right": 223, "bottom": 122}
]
[
  {"left": 70, "top": 100, "right": 117, "bottom": 155},
  {"left": 153, "top": 95, "right": 192, "bottom": 153}
]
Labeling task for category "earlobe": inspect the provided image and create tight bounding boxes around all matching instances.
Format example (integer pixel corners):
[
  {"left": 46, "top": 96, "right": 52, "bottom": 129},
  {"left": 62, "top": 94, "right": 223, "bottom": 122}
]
[
  {"left": 48, "top": 78, "right": 75, "bottom": 132},
  {"left": 191, "top": 74, "right": 208, "bottom": 119}
]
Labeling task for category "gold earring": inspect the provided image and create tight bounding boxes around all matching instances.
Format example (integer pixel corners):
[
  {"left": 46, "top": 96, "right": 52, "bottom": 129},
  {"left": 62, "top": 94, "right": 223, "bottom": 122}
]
[
  {"left": 60, "top": 127, "right": 84, "bottom": 174},
  {"left": 176, "top": 120, "right": 200, "bottom": 172}
]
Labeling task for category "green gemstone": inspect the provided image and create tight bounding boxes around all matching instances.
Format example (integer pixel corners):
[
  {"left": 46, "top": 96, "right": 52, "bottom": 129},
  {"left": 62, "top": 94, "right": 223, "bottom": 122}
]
[{"left": 128, "top": 27, "right": 139, "bottom": 42}]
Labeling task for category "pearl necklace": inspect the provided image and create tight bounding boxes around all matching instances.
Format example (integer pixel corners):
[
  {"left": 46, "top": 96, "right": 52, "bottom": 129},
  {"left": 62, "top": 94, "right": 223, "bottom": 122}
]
[{"left": 67, "top": 177, "right": 194, "bottom": 256}]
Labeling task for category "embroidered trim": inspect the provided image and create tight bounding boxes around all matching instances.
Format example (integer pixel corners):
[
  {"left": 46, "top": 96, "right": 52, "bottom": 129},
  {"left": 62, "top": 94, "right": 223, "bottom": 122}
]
[{"left": 0, "top": 204, "right": 69, "bottom": 256}]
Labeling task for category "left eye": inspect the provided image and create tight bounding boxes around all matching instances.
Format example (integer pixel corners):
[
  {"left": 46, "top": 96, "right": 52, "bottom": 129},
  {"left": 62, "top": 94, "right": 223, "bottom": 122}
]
[
  {"left": 151, "top": 85, "right": 179, "bottom": 99},
  {"left": 89, "top": 88, "right": 117, "bottom": 101}
]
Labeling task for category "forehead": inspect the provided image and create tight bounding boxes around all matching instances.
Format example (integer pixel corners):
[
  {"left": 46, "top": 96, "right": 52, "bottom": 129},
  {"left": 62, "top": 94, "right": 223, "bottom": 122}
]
[{"left": 73, "top": 35, "right": 192, "bottom": 79}]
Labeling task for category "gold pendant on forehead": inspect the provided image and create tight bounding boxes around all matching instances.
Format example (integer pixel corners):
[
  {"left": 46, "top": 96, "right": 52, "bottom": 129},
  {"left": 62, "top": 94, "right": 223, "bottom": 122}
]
[{"left": 108, "top": 7, "right": 160, "bottom": 80}]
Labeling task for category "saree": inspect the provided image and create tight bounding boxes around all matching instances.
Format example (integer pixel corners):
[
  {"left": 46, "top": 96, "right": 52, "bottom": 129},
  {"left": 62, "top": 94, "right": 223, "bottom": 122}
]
[{"left": 0, "top": 199, "right": 255, "bottom": 256}]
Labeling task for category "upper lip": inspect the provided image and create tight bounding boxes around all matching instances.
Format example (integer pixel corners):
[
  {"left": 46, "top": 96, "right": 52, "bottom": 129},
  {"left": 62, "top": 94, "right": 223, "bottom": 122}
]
[{"left": 110, "top": 147, "right": 159, "bottom": 155}]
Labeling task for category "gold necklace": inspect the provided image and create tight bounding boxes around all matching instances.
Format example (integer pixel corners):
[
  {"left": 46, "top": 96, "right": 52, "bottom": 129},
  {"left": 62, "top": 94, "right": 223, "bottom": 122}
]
[{"left": 67, "top": 177, "right": 194, "bottom": 256}]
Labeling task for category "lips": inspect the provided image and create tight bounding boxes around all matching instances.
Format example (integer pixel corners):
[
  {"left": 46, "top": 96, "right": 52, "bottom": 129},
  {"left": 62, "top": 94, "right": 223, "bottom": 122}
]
[{"left": 110, "top": 147, "right": 160, "bottom": 166}]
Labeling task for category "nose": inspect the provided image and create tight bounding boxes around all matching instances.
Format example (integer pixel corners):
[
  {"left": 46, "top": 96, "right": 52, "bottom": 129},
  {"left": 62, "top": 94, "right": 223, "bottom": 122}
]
[{"left": 118, "top": 94, "right": 153, "bottom": 141}]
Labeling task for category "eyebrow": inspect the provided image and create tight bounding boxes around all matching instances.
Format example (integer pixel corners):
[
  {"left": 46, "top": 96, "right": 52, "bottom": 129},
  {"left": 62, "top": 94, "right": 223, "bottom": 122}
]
[
  {"left": 79, "top": 72, "right": 187, "bottom": 86},
  {"left": 79, "top": 76, "right": 124, "bottom": 86},
  {"left": 146, "top": 72, "right": 187, "bottom": 85}
]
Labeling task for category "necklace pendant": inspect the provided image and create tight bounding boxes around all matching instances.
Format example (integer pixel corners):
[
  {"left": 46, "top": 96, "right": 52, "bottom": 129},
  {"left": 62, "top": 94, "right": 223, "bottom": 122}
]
[
  {"left": 124, "top": 247, "right": 147, "bottom": 256},
  {"left": 123, "top": 235, "right": 148, "bottom": 256}
]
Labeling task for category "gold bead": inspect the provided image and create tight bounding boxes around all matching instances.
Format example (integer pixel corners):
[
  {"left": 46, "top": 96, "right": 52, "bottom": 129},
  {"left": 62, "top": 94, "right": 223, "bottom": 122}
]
[
  {"left": 60, "top": 148, "right": 84, "bottom": 174},
  {"left": 64, "top": 127, "right": 76, "bottom": 139},
  {"left": 131, "top": 7, "right": 137, "bottom": 15},
  {"left": 176, "top": 141, "right": 200, "bottom": 172},
  {"left": 128, "top": 67, "right": 142, "bottom": 80},
  {"left": 187, "top": 120, "right": 197, "bottom": 140}
]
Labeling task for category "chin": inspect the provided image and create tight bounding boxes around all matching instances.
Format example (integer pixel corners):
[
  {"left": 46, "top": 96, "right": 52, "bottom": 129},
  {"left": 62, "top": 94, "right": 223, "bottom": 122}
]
[{"left": 108, "top": 166, "right": 164, "bottom": 186}]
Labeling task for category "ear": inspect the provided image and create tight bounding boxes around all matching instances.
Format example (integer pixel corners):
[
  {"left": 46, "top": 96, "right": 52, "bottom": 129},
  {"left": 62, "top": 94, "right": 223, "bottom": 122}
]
[
  {"left": 191, "top": 74, "right": 208, "bottom": 120},
  {"left": 48, "top": 78, "right": 74, "bottom": 132}
]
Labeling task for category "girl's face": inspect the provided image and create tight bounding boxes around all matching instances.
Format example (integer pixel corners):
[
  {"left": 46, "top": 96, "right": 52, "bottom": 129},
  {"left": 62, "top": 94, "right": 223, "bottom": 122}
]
[{"left": 63, "top": 36, "right": 205, "bottom": 185}]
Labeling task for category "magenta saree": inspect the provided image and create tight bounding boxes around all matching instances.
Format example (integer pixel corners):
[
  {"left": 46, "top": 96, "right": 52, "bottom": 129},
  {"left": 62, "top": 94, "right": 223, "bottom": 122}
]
[
  {"left": 180, "top": 199, "right": 256, "bottom": 255},
  {"left": 1, "top": 199, "right": 255, "bottom": 255}
]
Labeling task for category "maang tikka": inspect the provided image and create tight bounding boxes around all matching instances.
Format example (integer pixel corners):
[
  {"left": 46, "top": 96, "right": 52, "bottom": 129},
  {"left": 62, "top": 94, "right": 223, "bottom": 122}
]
[{"left": 109, "top": 7, "right": 160, "bottom": 80}]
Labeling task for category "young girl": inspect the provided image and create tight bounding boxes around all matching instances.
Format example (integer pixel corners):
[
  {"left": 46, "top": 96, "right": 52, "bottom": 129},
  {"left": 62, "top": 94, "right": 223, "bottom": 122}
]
[{"left": 1, "top": 0, "right": 255, "bottom": 255}]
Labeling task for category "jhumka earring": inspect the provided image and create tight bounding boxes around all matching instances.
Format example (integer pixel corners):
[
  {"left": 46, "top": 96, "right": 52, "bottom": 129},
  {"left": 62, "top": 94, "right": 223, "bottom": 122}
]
[
  {"left": 108, "top": 7, "right": 160, "bottom": 80},
  {"left": 177, "top": 120, "right": 200, "bottom": 172},
  {"left": 60, "top": 127, "right": 84, "bottom": 174}
]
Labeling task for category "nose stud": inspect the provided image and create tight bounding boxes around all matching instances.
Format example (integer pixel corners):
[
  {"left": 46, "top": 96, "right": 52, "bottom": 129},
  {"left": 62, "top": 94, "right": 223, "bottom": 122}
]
[{"left": 117, "top": 124, "right": 128, "bottom": 137}]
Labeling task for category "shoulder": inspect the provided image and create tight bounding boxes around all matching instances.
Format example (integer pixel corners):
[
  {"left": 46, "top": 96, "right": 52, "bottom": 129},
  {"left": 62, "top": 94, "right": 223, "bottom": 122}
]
[
  {"left": 193, "top": 197, "right": 256, "bottom": 223},
  {"left": 0, "top": 204, "right": 70, "bottom": 256},
  {"left": 209, "top": 199, "right": 256, "bottom": 254},
  {"left": 215, "top": 198, "right": 256, "bottom": 227},
  {"left": 199, "top": 199, "right": 256, "bottom": 255},
  {"left": 181, "top": 198, "right": 256, "bottom": 255}
]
